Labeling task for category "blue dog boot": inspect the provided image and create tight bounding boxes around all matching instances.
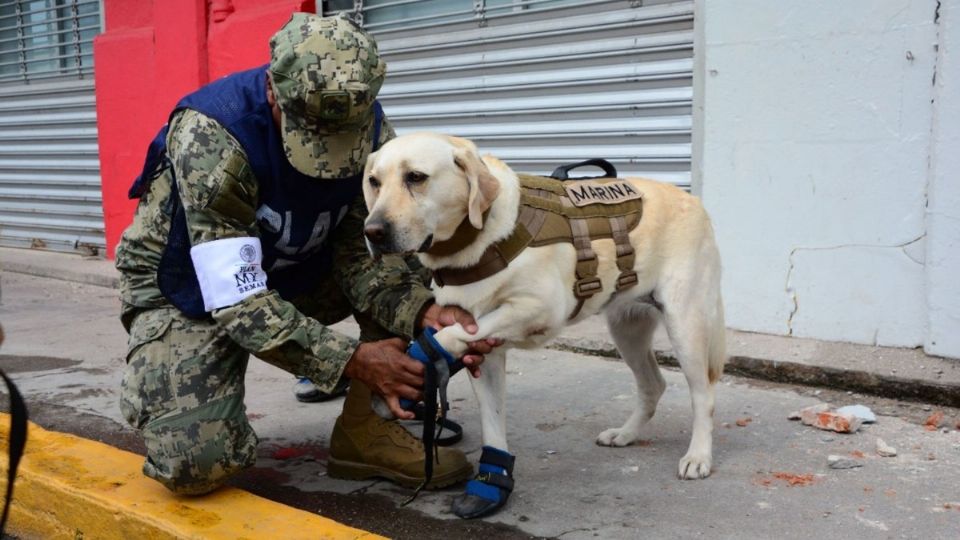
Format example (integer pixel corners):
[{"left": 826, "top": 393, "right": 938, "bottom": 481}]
[
  {"left": 400, "top": 327, "right": 461, "bottom": 411},
  {"left": 452, "top": 446, "right": 515, "bottom": 519}
]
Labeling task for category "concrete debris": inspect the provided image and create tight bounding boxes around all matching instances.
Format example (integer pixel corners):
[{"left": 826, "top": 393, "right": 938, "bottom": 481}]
[
  {"left": 876, "top": 438, "right": 897, "bottom": 457},
  {"left": 836, "top": 405, "right": 876, "bottom": 423},
  {"left": 828, "top": 455, "right": 863, "bottom": 470},
  {"left": 799, "top": 404, "right": 862, "bottom": 433},
  {"left": 924, "top": 411, "right": 945, "bottom": 431},
  {"left": 790, "top": 403, "right": 829, "bottom": 422}
]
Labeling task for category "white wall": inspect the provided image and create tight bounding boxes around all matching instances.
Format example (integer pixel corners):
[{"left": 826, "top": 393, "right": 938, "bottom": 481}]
[
  {"left": 694, "top": 0, "right": 958, "bottom": 357},
  {"left": 926, "top": 0, "right": 960, "bottom": 357}
]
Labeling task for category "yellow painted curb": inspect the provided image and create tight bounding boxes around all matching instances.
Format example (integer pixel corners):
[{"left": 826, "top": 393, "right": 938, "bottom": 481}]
[{"left": 0, "top": 413, "right": 386, "bottom": 539}]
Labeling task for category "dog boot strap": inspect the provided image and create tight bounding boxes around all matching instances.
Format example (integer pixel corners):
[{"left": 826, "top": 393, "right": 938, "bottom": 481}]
[
  {"left": 479, "top": 445, "right": 516, "bottom": 471},
  {"left": 453, "top": 446, "right": 516, "bottom": 519},
  {"left": 473, "top": 469, "right": 514, "bottom": 492}
]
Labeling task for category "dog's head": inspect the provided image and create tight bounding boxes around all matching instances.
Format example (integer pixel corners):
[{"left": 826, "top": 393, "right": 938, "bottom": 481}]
[{"left": 361, "top": 133, "right": 500, "bottom": 257}]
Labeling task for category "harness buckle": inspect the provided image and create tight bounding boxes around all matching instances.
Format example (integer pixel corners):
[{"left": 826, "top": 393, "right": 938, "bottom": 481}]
[
  {"left": 573, "top": 277, "right": 603, "bottom": 298},
  {"left": 616, "top": 270, "right": 638, "bottom": 291}
]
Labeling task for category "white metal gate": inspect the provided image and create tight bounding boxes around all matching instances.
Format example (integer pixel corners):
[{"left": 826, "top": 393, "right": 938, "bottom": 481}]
[
  {"left": 0, "top": 0, "right": 103, "bottom": 254},
  {"left": 323, "top": 0, "right": 694, "bottom": 187}
]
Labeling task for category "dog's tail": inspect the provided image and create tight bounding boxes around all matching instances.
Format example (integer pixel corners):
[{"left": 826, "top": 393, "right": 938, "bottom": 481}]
[{"left": 707, "top": 292, "right": 727, "bottom": 384}]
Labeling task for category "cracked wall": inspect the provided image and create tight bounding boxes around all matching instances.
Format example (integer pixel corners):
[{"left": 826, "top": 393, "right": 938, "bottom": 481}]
[{"left": 695, "top": 0, "right": 956, "bottom": 356}]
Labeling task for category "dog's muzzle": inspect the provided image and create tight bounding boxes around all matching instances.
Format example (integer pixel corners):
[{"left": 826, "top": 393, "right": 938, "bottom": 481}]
[{"left": 363, "top": 219, "right": 390, "bottom": 246}]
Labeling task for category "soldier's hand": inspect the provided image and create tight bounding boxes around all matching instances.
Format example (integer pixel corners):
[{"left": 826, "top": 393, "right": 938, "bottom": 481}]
[
  {"left": 420, "top": 303, "right": 503, "bottom": 378},
  {"left": 344, "top": 338, "right": 424, "bottom": 419}
]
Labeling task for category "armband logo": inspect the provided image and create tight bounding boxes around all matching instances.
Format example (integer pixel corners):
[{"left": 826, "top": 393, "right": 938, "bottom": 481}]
[
  {"left": 235, "top": 244, "right": 265, "bottom": 294},
  {"left": 239, "top": 244, "right": 257, "bottom": 263}
]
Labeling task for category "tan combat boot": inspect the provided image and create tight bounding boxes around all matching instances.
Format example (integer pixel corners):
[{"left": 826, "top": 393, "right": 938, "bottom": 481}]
[{"left": 327, "top": 381, "right": 472, "bottom": 488}]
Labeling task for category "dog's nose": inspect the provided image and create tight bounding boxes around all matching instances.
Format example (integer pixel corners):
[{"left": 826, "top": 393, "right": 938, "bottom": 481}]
[{"left": 364, "top": 220, "right": 390, "bottom": 245}]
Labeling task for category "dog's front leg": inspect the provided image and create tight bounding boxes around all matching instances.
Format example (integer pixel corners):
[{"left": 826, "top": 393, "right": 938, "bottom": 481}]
[
  {"left": 451, "top": 348, "right": 516, "bottom": 519},
  {"left": 433, "top": 301, "right": 539, "bottom": 358},
  {"left": 470, "top": 348, "right": 508, "bottom": 450}
]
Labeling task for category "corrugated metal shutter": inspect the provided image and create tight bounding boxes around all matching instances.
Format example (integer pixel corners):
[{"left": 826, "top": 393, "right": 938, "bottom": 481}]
[
  {"left": 0, "top": 0, "right": 103, "bottom": 254},
  {"left": 323, "top": 0, "right": 693, "bottom": 187}
]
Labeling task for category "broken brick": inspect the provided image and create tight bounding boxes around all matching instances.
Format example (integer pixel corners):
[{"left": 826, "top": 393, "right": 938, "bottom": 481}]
[
  {"left": 924, "top": 411, "right": 944, "bottom": 430},
  {"left": 801, "top": 410, "right": 862, "bottom": 433}
]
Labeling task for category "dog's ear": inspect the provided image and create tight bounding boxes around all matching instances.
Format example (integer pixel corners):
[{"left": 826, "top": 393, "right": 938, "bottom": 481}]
[
  {"left": 361, "top": 149, "right": 379, "bottom": 210},
  {"left": 451, "top": 137, "right": 499, "bottom": 229}
]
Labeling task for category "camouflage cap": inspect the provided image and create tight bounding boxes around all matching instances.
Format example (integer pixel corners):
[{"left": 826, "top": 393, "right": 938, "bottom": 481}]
[{"left": 269, "top": 12, "right": 386, "bottom": 178}]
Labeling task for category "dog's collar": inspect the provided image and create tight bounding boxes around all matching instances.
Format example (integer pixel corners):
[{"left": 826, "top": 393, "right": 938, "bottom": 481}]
[
  {"left": 432, "top": 227, "right": 529, "bottom": 287},
  {"left": 432, "top": 204, "right": 533, "bottom": 288},
  {"left": 424, "top": 211, "right": 490, "bottom": 257}
]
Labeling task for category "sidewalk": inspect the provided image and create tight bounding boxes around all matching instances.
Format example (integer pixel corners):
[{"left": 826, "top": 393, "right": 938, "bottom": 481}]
[{"left": 4, "top": 246, "right": 958, "bottom": 406}]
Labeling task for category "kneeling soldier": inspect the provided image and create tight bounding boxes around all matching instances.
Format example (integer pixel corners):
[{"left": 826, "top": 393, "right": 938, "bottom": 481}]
[{"left": 115, "top": 13, "right": 494, "bottom": 495}]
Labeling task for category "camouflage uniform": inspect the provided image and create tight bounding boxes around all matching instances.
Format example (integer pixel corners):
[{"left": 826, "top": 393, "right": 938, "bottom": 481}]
[{"left": 116, "top": 14, "right": 435, "bottom": 495}]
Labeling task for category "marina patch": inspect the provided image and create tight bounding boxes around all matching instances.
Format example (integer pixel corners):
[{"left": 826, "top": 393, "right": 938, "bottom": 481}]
[{"left": 564, "top": 180, "right": 642, "bottom": 207}]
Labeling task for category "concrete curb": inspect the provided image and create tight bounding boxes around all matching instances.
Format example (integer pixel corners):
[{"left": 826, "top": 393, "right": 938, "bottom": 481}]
[
  {"left": 0, "top": 259, "right": 119, "bottom": 289},
  {"left": 0, "top": 247, "right": 118, "bottom": 290},
  {"left": 550, "top": 342, "right": 960, "bottom": 409},
  {"left": 0, "top": 414, "right": 385, "bottom": 540}
]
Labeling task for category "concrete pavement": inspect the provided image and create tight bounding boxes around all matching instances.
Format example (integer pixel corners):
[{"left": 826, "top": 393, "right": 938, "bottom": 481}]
[{"left": 2, "top": 247, "right": 960, "bottom": 539}]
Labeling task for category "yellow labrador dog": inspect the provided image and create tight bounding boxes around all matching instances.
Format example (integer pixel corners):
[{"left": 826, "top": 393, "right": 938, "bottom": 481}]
[{"left": 361, "top": 132, "right": 726, "bottom": 518}]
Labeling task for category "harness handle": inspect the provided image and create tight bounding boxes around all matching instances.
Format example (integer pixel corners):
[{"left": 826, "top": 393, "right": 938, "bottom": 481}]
[{"left": 550, "top": 158, "right": 617, "bottom": 180}]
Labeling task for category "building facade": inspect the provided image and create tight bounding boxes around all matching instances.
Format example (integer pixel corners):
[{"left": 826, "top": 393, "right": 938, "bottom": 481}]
[
  {"left": 0, "top": 0, "right": 103, "bottom": 253},
  {"left": 1, "top": 0, "right": 955, "bottom": 358}
]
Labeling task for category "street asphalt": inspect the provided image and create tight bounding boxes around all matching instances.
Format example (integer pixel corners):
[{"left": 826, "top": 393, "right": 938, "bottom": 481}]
[{"left": 1, "top": 250, "right": 960, "bottom": 539}]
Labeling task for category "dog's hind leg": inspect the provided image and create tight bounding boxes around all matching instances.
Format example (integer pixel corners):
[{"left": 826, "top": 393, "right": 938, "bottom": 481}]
[
  {"left": 660, "top": 264, "right": 725, "bottom": 479},
  {"left": 596, "top": 303, "right": 664, "bottom": 447}
]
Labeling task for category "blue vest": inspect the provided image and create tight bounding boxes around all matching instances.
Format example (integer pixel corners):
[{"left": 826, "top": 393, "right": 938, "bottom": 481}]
[{"left": 129, "top": 65, "right": 383, "bottom": 318}]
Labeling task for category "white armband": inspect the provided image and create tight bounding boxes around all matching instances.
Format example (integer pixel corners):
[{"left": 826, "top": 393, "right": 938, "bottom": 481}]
[{"left": 190, "top": 237, "right": 268, "bottom": 311}]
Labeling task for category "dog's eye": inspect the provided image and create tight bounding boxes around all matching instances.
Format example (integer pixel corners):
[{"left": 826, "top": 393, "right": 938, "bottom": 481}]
[
  {"left": 368, "top": 176, "right": 380, "bottom": 189},
  {"left": 405, "top": 171, "right": 428, "bottom": 185}
]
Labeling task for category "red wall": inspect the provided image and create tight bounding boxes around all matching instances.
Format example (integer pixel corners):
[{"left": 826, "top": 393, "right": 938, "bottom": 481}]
[{"left": 94, "top": 0, "right": 315, "bottom": 258}]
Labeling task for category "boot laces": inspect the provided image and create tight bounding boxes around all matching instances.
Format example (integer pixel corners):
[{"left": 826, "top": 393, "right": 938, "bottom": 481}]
[{"left": 384, "top": 419, "right": 424, "bottom": 449}]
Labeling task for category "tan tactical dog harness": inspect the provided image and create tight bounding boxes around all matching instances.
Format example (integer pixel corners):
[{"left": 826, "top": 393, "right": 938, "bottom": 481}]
[{"left": 428, "top": 172, "right": 644, "bottom": 319}]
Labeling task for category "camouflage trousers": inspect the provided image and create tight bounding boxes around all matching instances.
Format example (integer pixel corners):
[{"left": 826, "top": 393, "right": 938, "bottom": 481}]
[{"left": 119, "top": 270, "right": 408, "bottom": 496}]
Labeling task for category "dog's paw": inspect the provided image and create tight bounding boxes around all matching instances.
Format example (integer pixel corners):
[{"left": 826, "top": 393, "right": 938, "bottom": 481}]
[
  {"left": 596, "top": 427, "right": 639, "bottom": 447},
  {"left": 677, "top": 452, "right": 712, "bottom": 479}
]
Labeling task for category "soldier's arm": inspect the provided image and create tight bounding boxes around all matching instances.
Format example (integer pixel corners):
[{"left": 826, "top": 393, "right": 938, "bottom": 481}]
[
  {"left": 331, "top": 115, "right": 436, "bottom": 341},
  {"left": 166, "top": 109, "right": 358, "bottom": 392}
]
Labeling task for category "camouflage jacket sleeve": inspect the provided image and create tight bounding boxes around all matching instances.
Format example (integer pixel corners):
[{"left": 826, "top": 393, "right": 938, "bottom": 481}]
[
  {"left": 166, "top": 109, "right": 357, "bottom": 392},
  {"left": 331, "top": 115, "right": 436, "bottom": 341}
]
